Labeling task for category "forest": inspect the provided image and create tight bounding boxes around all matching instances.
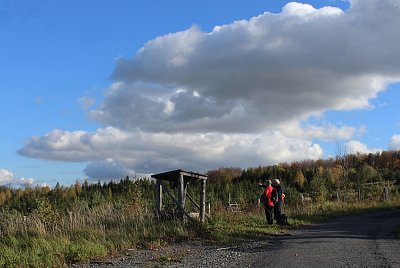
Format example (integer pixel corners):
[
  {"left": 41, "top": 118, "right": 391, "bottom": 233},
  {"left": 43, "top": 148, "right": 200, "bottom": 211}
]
[{"left": 2, "top": 150, "right": 400, "bottom": 212}]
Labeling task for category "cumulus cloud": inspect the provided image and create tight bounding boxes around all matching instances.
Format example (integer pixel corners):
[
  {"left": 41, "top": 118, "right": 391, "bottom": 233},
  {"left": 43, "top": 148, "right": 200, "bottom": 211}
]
[
  {"left": 18, "top": 0, "right": 400, "bottom": 178},
  {"left": 388, "top": 134, "right": 400, "bottom": 150},
  {"left": 19, "top": 127, "right": 323, "bottom": 174},
  {"left": 345, "top": 140, "right": 382, "bottom": 154},
  {"left": 280, "top": 123, "right": 360, "bottom": 141},
  {"left": 84, "top": 159, "right": 136, "bottom": 180},
  {"left": 0, "top": 169, "right": 16, "bottom": 185},
  {"left": 90, "top": 0, "right": 400, "bottom": 133},
  {"left": 20, "top": 177, "right": 35, "bottom": 187}
]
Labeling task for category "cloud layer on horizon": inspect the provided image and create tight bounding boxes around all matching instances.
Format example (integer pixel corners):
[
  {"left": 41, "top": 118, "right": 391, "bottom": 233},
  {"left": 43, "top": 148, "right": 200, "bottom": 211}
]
[
  {"left": 18, "top": 0, "right": 400, "bottom": 179},
  {"left": 0, "top": 168, "right": 37, "bottom": 187}
]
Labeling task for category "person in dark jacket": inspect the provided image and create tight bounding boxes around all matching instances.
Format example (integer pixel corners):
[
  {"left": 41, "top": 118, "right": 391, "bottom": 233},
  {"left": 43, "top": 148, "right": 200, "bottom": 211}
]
[
  {"left": 259, "top": 180, "right": 274, "bottom": 224},
  {"left": 272, "top": 179, "right": 284, "bottom": 224}
]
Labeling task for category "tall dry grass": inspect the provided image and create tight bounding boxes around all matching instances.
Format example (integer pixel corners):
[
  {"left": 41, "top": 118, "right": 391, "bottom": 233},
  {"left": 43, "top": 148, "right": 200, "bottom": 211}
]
[{"left": 0, "top": 201, "right": 190, "bottom": 267}]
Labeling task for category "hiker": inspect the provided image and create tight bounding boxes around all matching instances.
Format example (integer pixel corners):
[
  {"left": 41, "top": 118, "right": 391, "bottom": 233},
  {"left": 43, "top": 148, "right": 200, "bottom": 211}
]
[
  {"left": 272, "top": 179, "right": 284, "bottom": 224},
  {"left": 258, "top": 180, "right": 275, "bottom": 224}
]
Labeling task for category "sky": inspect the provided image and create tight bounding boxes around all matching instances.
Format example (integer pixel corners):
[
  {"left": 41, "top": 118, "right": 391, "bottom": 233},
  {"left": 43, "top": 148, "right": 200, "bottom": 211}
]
[{"left": 1, "top": 0, "right": 400, "bottom": 187}]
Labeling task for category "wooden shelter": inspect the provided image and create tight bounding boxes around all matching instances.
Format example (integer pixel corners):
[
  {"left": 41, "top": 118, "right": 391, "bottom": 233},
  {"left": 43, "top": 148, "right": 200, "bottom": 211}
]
[{"left": 151, "top": 169, "right": 208, "bottom": 223}]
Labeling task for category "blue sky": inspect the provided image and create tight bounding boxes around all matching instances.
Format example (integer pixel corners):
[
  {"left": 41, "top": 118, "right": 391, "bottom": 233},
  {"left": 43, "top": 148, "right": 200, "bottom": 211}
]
[{"left": 1, "top": 0, "right": 400, "bottom": 187}]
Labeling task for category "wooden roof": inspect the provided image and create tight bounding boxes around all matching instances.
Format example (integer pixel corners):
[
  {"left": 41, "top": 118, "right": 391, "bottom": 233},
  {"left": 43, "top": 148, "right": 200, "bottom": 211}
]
[{"left": 151, "top": 169, "right": 207, "bottom": 182}]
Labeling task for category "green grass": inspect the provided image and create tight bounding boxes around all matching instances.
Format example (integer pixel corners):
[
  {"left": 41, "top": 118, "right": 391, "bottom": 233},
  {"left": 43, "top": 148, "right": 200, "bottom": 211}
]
[
  {"left": 154, "top": 251, "right": 188, "bottom": 264},
  {"left": 0, "top": 235, "right": 68, "bottom": 268},
  {"left": 0, "top": 204, "right": 193, "bottom": 267},
  {"left": 203, "top": 210, "right": 288, "bottom": 246},
  {"left": 0, "top": 233, "right": 111, "bottom": 267}
]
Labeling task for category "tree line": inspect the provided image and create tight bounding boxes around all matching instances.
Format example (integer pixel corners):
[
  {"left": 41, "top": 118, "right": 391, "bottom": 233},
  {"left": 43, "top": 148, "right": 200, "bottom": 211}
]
[
  {"left": 1, "top": 150, "right": 400, "bottom": 215},
  {"left": 207, "top": 150, "right": 400, "bottom": 206}
]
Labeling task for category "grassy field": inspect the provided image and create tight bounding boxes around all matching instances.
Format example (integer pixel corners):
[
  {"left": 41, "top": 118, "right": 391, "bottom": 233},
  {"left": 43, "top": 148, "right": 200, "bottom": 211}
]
[
  {"left": 0, "top": 203, "right": 191, "bottom": 267},
  {"left": 0, "top": 199, "right": 399, "bottom": 267}
]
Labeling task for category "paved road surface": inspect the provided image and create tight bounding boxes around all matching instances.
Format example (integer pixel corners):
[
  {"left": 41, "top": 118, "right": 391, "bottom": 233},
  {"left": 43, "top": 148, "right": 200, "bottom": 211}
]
[{"left": 250, "top": 209, "right": 400, "bottom": 268}]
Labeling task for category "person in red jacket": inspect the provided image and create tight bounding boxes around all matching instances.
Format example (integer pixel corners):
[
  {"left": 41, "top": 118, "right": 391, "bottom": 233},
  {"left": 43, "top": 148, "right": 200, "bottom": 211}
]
[{"left": 259, "top": 180, "right": 274, "bottom": 224}]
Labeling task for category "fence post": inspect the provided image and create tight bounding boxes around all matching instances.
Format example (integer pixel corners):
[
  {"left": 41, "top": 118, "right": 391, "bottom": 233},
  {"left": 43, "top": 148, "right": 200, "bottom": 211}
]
[{"left": 384, "top": 186, "right": 389, "bottom": 201}]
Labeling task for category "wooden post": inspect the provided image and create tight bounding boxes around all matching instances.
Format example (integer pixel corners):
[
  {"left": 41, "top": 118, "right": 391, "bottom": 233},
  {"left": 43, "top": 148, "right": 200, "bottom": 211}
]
[
  {"left": 159, "top": 181, "right": 195, "bottom": 221},
  {"left": 186, "top": 192, "right": 210, "bottom": 220},
  {"left": 156, "top": 179, "right": 162, "bottom": 215},
  {"left": 177, "top": 173, "right": 185, "bottom": 219},
  {"left": 384, "top": 186, "right": 389, "bottom": 201},
  {"left": 200, "top": 179, "right": 206, "bottom": 223},
  {"left": 387, "top": 180, "right": 390, "bottom": 201},
  {"left": 184, "top": 181, "right": 188, "bottom": 206}
]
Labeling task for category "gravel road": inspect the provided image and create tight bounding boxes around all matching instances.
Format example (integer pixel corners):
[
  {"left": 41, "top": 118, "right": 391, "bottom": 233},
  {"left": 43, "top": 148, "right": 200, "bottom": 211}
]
[{"left": 76, "top": 208, "right": 400, "bottom": 268}]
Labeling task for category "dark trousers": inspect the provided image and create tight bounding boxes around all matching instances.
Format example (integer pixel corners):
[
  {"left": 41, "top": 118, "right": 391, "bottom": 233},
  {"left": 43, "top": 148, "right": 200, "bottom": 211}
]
[
  {"left": 264, "top": 206, "right": 274, "bottom": 224},
  {"left": 274, "top": 202, "right": 282, "bottom": 223}
]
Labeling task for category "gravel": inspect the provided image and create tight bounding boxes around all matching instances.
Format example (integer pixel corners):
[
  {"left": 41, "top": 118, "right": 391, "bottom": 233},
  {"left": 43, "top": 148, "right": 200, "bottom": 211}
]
[{"left": 72, "top": 238, "right": 278, "bottom": 268}]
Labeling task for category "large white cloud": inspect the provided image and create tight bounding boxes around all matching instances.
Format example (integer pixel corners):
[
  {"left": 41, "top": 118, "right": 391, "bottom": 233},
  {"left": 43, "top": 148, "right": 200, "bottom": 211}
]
[
  {"left": 18, "top": 0, "right": 400, "bottom": 178},
  {"left": 19, "top": 127, "right": 324, "bottom": 174},
  {"left": 89, "top": 0, "right": 400, "bottom": 133}
]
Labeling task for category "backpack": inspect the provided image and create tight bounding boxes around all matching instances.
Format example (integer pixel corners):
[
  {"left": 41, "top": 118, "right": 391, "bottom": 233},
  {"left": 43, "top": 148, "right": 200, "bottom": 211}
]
[{"left": 280, "top": 213, "right": 289, "bottom": 226}]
